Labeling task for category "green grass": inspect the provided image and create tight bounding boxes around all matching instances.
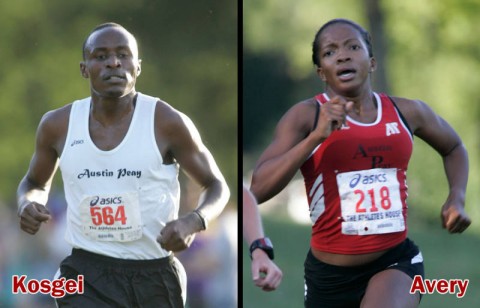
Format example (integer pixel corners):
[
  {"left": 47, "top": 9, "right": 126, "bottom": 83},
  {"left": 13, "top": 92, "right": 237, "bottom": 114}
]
[{"left": 242, "top": 213, "right": 480, "bottom": 307}]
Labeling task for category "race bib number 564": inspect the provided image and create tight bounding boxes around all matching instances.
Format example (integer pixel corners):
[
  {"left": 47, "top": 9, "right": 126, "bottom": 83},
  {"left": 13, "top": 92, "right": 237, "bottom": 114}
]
[
  {"left": 336, "top": 168, "right": 405, "bottom": 235},
  {"left": 80, "top": 192, "right": 143, "bottom": 242}
]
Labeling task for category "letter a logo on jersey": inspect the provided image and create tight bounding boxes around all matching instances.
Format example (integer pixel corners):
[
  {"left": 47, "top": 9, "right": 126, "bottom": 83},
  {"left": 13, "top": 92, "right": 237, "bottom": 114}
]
[{"left": 385, "top": 122, "right": 400, "bottom": 136}]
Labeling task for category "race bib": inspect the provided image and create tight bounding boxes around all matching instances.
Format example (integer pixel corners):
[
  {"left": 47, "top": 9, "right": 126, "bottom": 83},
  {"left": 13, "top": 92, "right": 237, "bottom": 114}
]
[
  {"left": 336, "top": 168, "right": 405, "bottom": 235},
  {"left": 80, "top": 192, "right": 143, "bottom": 242}
]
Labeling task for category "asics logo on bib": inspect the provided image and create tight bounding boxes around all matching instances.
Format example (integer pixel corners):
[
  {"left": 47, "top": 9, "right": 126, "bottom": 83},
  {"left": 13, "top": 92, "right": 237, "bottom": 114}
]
[
  {"left": 349, "top": 173, "right": 387, "bottom": 188},
  {"left": 90, "top": 196, "right": 123, "bottom": 206}
]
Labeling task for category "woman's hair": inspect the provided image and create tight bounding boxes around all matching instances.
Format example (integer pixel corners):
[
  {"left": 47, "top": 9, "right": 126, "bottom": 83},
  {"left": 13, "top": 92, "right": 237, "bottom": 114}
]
[{"left": 311, "top": 18, "right": 373, "bottom": 67}]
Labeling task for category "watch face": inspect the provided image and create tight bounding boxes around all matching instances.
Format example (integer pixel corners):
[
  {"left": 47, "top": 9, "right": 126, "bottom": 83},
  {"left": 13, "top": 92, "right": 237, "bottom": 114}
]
[
  {"left": 250, "top": 237, "right": 274, "bottom": 260},
  {"left": 259, "top": 237, "right": 273, "bottom": 248},
  {"left": 263, "top": 237, "right": 273, "bottom": 247}
]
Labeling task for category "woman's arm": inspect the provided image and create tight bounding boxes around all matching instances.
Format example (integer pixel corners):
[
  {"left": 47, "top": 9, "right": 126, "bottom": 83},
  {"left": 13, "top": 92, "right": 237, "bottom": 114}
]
[
  {"left": 251, "top": 97, "right": 352, "bottom": 203},
  {"left": 394, "top": 97, "right": 471, "bottom": 233}
]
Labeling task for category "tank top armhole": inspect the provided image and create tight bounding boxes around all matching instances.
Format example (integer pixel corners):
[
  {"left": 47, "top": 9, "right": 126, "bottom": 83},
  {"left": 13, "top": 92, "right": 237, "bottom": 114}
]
[
  {"left": 147, "top": 95, "right": 165, "bottom": 165},
  {"left": 58, "top": 102, "right": 78, "bottom": 161},
  {"left": 388, "top": 95, "right": 414, "bottom": 138},
  {"left": 312, "top": 99, "right": 320, "bottom": 131}
]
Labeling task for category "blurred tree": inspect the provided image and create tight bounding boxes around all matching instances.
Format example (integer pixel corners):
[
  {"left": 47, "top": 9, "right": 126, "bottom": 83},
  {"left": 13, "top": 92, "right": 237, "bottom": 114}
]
[
  {"left": 365, "top": 0, "right": 389, "bottom": 93},
  {"left": 243, "top": 52, "right": 294, "bottom": 153}
]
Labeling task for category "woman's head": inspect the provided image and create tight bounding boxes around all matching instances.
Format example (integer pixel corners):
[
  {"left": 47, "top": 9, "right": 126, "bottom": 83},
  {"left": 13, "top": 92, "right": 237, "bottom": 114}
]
[
  {"left": 311, "top": 19, "right": 376, "bottom": 95},
  {"left": 312, "top": 19, "right": 373, "bottom": 68}
]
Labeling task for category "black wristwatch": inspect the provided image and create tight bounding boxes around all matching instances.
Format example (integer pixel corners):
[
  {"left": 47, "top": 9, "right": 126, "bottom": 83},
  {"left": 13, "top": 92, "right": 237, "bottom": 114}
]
[{"left": 249, "top": 237, "right": 274, "bottom": 260}]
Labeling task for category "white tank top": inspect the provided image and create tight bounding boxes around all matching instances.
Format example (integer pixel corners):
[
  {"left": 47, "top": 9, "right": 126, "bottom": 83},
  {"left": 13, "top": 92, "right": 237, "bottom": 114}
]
[{"left": 59, "top": 93, "right": 180, "bottom": 259}]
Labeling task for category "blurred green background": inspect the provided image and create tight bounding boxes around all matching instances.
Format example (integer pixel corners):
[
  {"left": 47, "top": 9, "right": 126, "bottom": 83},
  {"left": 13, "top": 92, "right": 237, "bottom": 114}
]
[
  {"left": 0, "top": 0, "right": 237, "bottom": 200},
  {"left": 243, "top": 0, "right": 480, "bottom": 307},
  {"left": 0, "top": 1, "right": 237, "bottom": 307}
]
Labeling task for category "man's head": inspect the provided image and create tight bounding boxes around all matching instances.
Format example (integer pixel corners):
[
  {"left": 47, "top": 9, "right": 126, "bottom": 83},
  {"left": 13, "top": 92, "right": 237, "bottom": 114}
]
[
  {"left": 80, "top": 23, "right": 142, "bottom": 98},
  {"left": 82, "top": 23, "right": 139, "bottom": 60}
]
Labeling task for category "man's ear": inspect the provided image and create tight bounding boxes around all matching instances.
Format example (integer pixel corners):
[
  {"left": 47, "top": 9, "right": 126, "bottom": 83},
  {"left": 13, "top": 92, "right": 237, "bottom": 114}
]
[
  {"left": 317, "top": 66, "right": 327, "bottom": 82},
  {"left": 80, "top": 62, "right": 89, "bottom": 78},
  {"left": 136, "top": 59, "right": 142, "bottom": 77}
]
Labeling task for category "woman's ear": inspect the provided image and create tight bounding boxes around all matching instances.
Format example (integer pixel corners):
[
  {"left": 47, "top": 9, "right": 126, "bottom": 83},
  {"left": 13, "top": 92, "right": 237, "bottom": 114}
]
[
  {"left": 317, "top": 66, "right": 327, "bottom": 82},
  {"left": 369, "top": 57, "right": 377, "bottom": 73}
]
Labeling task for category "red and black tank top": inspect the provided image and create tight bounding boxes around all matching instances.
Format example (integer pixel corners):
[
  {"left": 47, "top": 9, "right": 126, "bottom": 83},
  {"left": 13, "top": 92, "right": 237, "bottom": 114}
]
[{"left": 300, "top": 92, "right": 413, "bottom": 254}]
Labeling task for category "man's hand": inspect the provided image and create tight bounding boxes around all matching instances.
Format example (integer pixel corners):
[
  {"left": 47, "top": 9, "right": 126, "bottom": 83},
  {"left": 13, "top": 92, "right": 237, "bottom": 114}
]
[
  {"left": 157, "top": 212, "right": 203, "bottom": 252},
  {"left": 19, "top": 202, "right": 51, "bottom": 235}
]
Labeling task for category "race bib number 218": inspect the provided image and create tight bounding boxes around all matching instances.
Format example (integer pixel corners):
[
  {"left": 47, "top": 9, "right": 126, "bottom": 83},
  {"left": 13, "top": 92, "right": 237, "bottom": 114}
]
[{"left": 336, "top": 168, "right": 405, "bottom": 235}]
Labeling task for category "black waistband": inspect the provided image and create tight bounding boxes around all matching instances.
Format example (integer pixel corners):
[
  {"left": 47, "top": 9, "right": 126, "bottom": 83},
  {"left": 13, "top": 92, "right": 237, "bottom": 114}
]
[
  {"left": 71, "top": 248, "right": 173, "bottom": 268},
  {"left": 307, "top": 238, "right": 420, "bottom": 273}
]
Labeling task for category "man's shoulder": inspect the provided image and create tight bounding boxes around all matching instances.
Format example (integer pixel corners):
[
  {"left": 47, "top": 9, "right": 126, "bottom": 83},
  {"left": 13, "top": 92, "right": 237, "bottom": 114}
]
[
  {"left": 137, "top": 92, "right": 157, "bottom": 103},
  {"left": 42, "top": 104, "right": 73, "bottom": 124},
  {"left": 137, "top": 92, "right": 176, "bottom": 114},
  {"left": 146, "top": 96, "right": 184, "bottom": 122},
  {"left": 147, "top": 95, "right": 197, "bottom": 139},
  {"left": 37, "top": 104, "right": 74, "bottom": 144}
]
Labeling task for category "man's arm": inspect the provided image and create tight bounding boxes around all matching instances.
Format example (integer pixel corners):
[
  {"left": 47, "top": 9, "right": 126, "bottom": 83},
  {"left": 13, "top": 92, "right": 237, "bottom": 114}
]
[
  {"left": 18, "top": 110, "right": 64, "bottom": 234},
  {"left": 155, "top": 102, "right": 230, "bottom": 252}
]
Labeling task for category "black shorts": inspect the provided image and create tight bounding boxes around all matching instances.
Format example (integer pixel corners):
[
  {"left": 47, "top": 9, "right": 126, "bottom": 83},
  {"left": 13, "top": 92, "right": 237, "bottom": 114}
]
[
  {"left": 55, "top": 248, "right": 185, "bottom": 308},
  {"left": 304, "top": 238, "right": 424, "bottom": 308}
]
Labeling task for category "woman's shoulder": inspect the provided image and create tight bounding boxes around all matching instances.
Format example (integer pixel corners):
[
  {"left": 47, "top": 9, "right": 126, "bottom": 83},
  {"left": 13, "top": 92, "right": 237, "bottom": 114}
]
[
  {"left": 280, "top": 97, "right": 319, "bottom": 125},
  {"left": 388, "top": 95, "right": 430, "bottom": 114},
  {"left": 270, "top": 96, "right": 320, "bottom": 139},
  {"left": 288, "top": 97, "right": 319, "bottom": 115},
  {"left": 387, "top": 95, "right": 436, "bottom": 133}
]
